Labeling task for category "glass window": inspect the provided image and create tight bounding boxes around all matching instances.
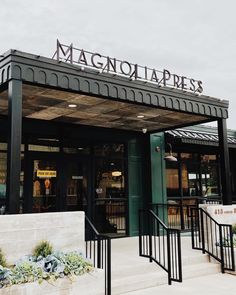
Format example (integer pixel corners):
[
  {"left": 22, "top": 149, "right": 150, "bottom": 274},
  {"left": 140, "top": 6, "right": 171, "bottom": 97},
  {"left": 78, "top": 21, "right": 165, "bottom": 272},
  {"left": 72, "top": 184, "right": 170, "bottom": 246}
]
[
  {"left": 0, "top": 153, "right": 7, "bottom": 203},
  {"left": 181, "top": 153, "right": 198, "bottom": 160},
  {"left": 182, "top": 162, "right": 200, "bottom": 197},
  {"left": 65, "top": 161, "right": 88, "bottom": 211},
  {"left": 32, "top": 160, "right": 57, "bottom": 213},
  {"left": 95, "top": 158, "right": 125, "bottom": 199},
  {"left": 29, "top": 145, "right": 60, "bottom": 152},
  {"left": 63, "top": 146, "right": 90, "bottom": 155},
  {"left": 94, "top": 144, "right": 124, "bottom": 157},
  {"left": 166, "top": 161, "right": 179, "bottom": 197},
  {"left": 201, "top": 163, "right": 219, "bottom": 197}
]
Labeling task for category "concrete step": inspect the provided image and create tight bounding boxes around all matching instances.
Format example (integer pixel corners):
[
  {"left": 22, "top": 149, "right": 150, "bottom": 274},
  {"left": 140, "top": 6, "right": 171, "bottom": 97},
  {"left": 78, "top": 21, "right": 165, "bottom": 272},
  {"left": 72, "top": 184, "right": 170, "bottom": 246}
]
[
  {"left": 112, "top": 261, "right": 220, "bottom": 295},
  {"left": 110, "top": 237, "right": 221, "bottom": 294},
  {"left": 112, "top": 253, "right": 210, "bottom": 279}
]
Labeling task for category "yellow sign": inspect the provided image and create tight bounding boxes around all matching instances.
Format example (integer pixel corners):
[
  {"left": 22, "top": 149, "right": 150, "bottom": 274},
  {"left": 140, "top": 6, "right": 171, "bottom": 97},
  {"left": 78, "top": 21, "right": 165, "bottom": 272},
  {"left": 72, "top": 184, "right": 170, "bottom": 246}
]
[{"left": 37, "top": 170, "right": 57, "bottom": 178}]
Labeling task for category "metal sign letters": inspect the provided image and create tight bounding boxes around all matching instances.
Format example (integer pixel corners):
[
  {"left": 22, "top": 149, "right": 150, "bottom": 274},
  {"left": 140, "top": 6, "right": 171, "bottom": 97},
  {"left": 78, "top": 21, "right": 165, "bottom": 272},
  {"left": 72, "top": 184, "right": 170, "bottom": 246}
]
[{"left": 53, "top": 40, "right": 203, "bottom": 94}]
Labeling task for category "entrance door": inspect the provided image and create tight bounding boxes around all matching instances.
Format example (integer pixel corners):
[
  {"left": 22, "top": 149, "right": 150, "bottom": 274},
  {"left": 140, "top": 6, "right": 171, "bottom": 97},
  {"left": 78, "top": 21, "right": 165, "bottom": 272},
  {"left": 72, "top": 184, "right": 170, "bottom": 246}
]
[
  {"left": 64, "top": 158, "right": 88, "bottom": 213},
  {"left": 25, "top": 153, "right": 89, "bottom": 214},
  {"left": 32, "top": 158, "right": 58, "bottom": 213}
]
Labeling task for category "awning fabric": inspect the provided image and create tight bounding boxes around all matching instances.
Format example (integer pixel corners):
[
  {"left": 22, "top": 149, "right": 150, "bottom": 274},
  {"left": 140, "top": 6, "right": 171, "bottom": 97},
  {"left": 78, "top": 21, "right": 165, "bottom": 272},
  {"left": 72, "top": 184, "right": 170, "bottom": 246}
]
[{"left": 166, "top": 128, "right": 236, "bottom": 146}]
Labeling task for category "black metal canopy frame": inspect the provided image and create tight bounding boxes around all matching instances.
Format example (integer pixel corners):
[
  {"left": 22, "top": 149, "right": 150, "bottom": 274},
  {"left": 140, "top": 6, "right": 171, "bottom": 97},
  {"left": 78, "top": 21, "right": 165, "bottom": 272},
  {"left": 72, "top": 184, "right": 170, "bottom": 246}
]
[{"left": 0, "top": 49, "right": 232, "bottom": 213}]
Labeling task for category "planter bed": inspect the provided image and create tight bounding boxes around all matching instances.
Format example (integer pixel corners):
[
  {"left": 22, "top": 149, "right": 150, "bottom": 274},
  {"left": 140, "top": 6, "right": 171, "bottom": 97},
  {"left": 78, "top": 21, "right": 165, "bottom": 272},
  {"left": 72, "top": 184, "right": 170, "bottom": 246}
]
[{"left": 0, "top": 269, "right": 104, "bottom": 295}]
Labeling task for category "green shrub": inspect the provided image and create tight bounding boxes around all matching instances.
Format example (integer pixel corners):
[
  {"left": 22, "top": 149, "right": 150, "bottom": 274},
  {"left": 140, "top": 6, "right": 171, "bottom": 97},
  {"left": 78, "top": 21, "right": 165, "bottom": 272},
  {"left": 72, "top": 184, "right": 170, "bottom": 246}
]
[
  {"left": 0, "top": 249, "right": 7, "bottom": 267},
  {"left": 33, "top": 241, "right": 53, "bottom": 258}
]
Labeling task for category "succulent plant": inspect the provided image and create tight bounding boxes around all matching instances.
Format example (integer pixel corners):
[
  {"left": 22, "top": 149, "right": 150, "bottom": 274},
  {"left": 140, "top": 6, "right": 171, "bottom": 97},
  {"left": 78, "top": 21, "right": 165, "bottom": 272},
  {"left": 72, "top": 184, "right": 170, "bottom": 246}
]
[
  {"left": 11, "top": 261, "right": 47, "bottom": 285},
  {"left": 0, "top": 247, "right": 93, "bottom": 288},
  {"left": 0, "top": 265, "right": 12, "bottom": 287},
  {"left": 56, "top": 251, "right": 93, "bottom": 276},
  {"left": 43, "top": 255, "right": 65, "bottom": 274},
  {"left": 33, "top": 241, "right": 53, "bottom": 258}
]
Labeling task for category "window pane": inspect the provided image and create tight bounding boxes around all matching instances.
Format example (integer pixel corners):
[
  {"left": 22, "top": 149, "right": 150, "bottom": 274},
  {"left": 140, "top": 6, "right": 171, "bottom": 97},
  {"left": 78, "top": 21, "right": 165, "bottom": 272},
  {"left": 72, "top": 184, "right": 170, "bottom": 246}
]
[
  {"left": 32, "top": 160, "right": 57, "bottom": 213},
  {"left": 94, "top": 144, "right": 124, "bottom": 157},
  {"left": 166, "top": 161, "right": 179, "bottom": 197},
  {"left": 0, "top": 153, "right": 7, "bottom": 210},
  {"left": 95, "top": 158, "right": 125, "bottom": 199},
  {"left": 182, "top": 163, "right": 200, "bottom": 196},
  {"left": 181, "top": 153, "right": 198, "bottom": 161},
  {"left": 202, "top": 163, "right": 219, "bottom": 197},
  {"left": 29, "top": 145, "right": 60, "bottom": 152}
]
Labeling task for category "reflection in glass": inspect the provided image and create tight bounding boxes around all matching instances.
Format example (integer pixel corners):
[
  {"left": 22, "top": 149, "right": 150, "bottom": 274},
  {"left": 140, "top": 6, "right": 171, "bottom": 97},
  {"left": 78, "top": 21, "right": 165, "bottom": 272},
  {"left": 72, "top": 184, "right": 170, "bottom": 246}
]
[
  {"left": 0, "top": 153, "right": 7, "bottom": 210},
  {"left": 95, "top": 159, "right": 125, "bottom": 199},
  {"left": 166, "top": 160, "right": 179, "bottom": 197},
  {"left": 94, "top": 156, "right": 126, "bottom": 236},
  {"left": 182, "top": 163, "right": 200, "bottom": 196},
  {"left": 66, "top": 162, "right": 87, "bottom": 211},
  {"left": 94, "top": 144, "right": 124, "bottom": 157},
  {"left": 32, "top": 160, "right": 57, "bottom": 212}
]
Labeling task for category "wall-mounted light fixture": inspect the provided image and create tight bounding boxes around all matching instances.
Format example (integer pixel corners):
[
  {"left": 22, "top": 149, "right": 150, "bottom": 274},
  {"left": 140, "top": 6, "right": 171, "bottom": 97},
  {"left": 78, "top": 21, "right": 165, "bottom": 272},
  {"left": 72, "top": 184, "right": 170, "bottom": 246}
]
[{"left": 164, "top": 143, "right": 177, "bottom": 162}]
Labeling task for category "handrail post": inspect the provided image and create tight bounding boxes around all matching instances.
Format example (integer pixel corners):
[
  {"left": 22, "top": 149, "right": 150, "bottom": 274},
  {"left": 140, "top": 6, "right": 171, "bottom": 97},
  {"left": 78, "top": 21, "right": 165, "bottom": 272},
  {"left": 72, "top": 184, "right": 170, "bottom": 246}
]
[
  {"left": 138, "top": 210, "right": 142, "bottom": 256},
  {"left": 190, "top": 208, "right": 195, "bottom": 249},
  {"left": 180, "top": 199, "right": 185, "bottom": 230},
  {"left": 107, "top": 237, "right": 111, "bottom": 295},
  {"left": 177, "top": 230, "right": 183, "bottom": 282},
  {"left": 97, "top": 237, "right": 101, "bottom": 269},
  {"left": 149, "top": 212, "right": 153, "bottom": 262},
  {"left": 229, "top": 225, "right": 235, "bottom": 271},
  {"left": 200, "top": 209, "right": 205, "bottom": 254},
  {"left": 167, "top": 229, "right": 172, "bottom": 285},
  {"left": 219, "top": 225, "right": 225, "bottom": 273}
]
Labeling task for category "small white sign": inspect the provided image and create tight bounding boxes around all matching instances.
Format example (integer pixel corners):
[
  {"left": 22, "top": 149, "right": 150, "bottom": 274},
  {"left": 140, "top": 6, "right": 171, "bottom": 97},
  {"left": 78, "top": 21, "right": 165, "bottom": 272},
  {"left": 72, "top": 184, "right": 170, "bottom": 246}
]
[
  {"left": 72, "top": 176, "right": 83, "bottom": 180},
  {"left": 202, "top": 204, "right": 236, "bottom": 225}
]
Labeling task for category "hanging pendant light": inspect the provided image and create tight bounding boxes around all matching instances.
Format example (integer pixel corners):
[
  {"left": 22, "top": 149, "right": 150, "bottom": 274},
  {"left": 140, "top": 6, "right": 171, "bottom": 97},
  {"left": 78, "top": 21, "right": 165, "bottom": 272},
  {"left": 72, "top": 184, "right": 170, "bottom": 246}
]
[{"left": 164, "top": 143, "right": 178, "bottom": 162}]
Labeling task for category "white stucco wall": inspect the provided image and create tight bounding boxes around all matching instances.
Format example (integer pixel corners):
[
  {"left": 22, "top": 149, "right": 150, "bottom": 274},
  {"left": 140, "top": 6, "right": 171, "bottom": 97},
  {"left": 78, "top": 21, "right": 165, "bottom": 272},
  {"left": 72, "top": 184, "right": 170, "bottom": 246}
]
[{"left": 0, "top": 211, "right": 85, "bottom": 265}]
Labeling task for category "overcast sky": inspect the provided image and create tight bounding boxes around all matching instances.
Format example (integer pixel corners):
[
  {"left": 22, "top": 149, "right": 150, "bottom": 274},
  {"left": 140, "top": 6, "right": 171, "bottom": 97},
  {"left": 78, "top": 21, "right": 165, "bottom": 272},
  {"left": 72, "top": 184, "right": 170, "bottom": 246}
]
[{"left": 0, "top": 0, "right": 235, "bottom": 129}]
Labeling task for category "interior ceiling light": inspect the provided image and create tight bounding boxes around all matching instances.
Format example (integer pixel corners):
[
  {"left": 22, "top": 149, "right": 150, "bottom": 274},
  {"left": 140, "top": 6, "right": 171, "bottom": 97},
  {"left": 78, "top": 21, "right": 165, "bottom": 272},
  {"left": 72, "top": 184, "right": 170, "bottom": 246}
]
[
  {"left": 112, "top": 171, "right": 122, "bottom": 177},
  {"left": 137, "top": 115, "right": 145, "bottom": 118},
  {"left": 68, "top": 104, "right": 77, "bottom": 108}
]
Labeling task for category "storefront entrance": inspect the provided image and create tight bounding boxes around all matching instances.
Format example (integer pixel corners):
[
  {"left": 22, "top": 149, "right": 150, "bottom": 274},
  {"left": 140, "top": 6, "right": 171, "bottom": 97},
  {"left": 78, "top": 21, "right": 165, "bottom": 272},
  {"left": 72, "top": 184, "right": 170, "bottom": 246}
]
[
  {"left": 28, "top": 153, "right": 89, "bottom": 214},
  {"left": 23, "top": 147, "right": 128, "bottom": 237}
]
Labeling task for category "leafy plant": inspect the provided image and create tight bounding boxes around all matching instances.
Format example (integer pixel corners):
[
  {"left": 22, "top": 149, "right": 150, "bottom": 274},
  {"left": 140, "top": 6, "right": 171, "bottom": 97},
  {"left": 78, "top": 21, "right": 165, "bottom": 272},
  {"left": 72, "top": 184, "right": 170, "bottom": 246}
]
[
  {"left": 11, "top": 260, "right": 48, "bottom": 285},
  {"left": 0, "top": 265, "right": 12, "bottom": 288},
  {"left": 0, "top": 248, "right": 93, "bottom": 288},
  {"left": 33, "top": 241, "right": 53, "bottom": 258},
  {"left": 0, "top": 249, "right": 7, "bottom": 267},
  {"left": 43, "top": 255, "right": 65, "bottom": 275},
  {"left": 55, "top": 251, "right": 93, "bottom": 276}
]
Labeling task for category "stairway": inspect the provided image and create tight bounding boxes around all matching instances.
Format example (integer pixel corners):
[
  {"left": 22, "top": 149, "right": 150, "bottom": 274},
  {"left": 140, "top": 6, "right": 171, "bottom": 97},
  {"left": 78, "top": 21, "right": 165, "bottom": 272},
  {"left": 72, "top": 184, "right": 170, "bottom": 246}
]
[{"left": 111, "top": 236, "right": 220, "bottom": 295}]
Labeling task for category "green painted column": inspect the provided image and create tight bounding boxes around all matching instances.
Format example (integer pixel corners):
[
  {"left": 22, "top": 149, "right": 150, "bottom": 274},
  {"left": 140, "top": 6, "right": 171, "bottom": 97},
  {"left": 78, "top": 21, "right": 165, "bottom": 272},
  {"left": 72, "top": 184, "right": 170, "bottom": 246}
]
[
  {"left": 128, "top": 138, "right": 143, "bottom": 236},
  {"left": 150, "top": 133, "right": 167, "bottom": 222},
  {"left": 127, "top": 133, "right": 167, "bottom": 236}
]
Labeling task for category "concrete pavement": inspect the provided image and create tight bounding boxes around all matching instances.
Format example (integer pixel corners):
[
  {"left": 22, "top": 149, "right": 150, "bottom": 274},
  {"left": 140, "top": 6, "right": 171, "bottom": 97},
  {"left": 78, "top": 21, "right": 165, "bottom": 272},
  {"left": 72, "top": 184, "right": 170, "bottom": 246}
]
[{"left": 122, "top": 273, "right": 236, "bottom": 295}]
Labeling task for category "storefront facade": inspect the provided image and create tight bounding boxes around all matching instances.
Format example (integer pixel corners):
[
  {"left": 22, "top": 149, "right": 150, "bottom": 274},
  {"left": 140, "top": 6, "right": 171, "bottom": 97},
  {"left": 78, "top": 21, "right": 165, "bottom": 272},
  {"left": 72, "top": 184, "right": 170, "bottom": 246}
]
[
  {"left": 0, "top": 44, "right": 231, "bottom": 236},
  {"left": 164, "top": 125, "right": 236, "bottom": 203}
]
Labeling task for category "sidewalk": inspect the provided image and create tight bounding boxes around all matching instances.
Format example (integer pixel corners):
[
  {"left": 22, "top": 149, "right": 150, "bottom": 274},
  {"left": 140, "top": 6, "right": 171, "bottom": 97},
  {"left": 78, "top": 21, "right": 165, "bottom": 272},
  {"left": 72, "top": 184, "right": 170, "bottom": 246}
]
[{"left": 123, "top": 273, "right": 236, "bottom": 295}]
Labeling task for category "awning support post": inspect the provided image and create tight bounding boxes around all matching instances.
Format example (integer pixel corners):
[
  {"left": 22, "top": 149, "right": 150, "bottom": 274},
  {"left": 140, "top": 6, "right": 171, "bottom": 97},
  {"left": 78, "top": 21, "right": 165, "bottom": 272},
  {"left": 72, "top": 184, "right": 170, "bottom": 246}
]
[
  {"left": 218, "top": 118, "right": 232, "bottom": 205},
  {"left": 6, "top": 79, "right": 22, "bottom": 214}
]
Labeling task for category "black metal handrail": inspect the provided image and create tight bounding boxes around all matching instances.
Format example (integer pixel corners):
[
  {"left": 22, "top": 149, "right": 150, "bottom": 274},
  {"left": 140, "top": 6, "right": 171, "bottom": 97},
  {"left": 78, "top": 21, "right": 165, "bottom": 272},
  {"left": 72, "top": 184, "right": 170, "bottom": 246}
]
[
  {"left": 85, "top": 215, "right": 111, "bottom": 295},
  {"left": 151, "top": 196, "right": 222, "bottom": 231},
  {"left": 151, "top": 203, "right": 196, "bottom": 231},
  {"left": 139, "top": 209, "right": 182, "bottom": 285},
  {"left": 190, "top": 207, "right": 235, "bottom": 273}
]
